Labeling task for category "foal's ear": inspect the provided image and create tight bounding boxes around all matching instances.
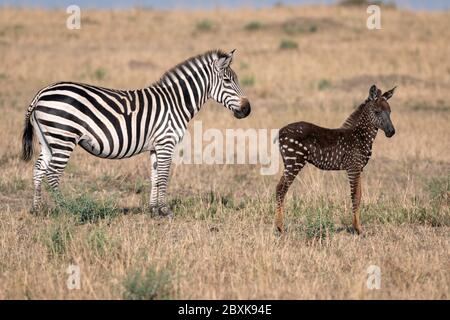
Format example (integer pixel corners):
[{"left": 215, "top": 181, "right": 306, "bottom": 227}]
[
  {"left": 215, "top": 50, "right": 234, "bottom": 71},
  {"left": 382, "top": 86, "right": 397, "bottom": 100},
  {"left": 368, "top": 84, "right": 381, "bottom": 101}
]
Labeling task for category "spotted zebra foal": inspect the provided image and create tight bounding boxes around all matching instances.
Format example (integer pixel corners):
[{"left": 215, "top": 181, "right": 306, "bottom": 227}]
[
  {"left": 275, "top": 85, "right": 396, "bottom": 234},
  {"left": 21, "top": 49, "right": 251, "bottom": 216}
]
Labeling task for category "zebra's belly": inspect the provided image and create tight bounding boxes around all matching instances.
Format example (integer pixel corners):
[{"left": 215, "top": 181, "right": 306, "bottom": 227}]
[{"left": 78, "top": 137, "right": 150, "bottom": 159}]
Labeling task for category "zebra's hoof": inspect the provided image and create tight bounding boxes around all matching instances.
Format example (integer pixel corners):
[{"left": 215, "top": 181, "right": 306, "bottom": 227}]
[
  {"left": 30, "top": 206, "right": 41, "bottom": 215},
  {"left": 158, "top": 206, "right": 174, "bottom": 219},
  {"left": 149, "top": 205, "right": 159, "bottom": 216}
]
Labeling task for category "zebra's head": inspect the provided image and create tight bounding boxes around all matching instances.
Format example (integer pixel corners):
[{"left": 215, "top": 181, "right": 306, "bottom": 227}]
[
  {"left": 210, "top": 50, "right": 251, "bottom": 119},
  {"left": 366, "top": 85, "right": 396, "bottom": 138}
]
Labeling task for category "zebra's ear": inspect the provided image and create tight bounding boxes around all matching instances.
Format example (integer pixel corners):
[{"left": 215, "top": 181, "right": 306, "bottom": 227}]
[
  {"left": 368, "top": 84, "right": 380, "bottom": 101},
  {"left": 382, "top": 86, "right": 397, "bottom": 100},
  {"left": 215, "top": 51, "right": 234, "bottom": 72}
]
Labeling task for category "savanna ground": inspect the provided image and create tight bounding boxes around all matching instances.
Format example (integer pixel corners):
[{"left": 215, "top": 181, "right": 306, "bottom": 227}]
[{"left": 0, "top": 4, "right": 449, "bottom": 299}]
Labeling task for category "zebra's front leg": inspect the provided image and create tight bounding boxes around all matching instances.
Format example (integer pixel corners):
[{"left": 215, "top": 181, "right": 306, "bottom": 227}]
[
  {"left": 154, "top": 144, "right": 175, "bottom": 218},
  {"left": 149, "top": 150, "right": 159, "bottom": 215}
]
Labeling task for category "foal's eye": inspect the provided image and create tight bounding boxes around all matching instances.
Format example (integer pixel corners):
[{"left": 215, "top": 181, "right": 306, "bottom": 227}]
[{"left": 374, "top": 110, "right": 382, "bottom": 115}]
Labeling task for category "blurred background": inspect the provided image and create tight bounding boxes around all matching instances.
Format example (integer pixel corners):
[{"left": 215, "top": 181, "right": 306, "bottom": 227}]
[
  {"left": 2, "top": 0, "right": 450, "bottom": 10},
  {"left": 0, "top": 0, "right": 449, "bottom": 299}
]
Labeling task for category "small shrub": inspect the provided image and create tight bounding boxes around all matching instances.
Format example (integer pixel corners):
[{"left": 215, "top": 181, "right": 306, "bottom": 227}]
[
  {"left": 244, "top": 21, "right": 263, "bottom": 31},
  {"left": 123, "top": 266, "right": 173, "bottom": 300},
  {"left": 283, "top": 21, "right": 318, "bottom": 35},
  {"left": 45, "top": 224, "right": 73, "bottom": 257},
  {"left": 304, "top": 211, "right": 335, "bottom": 240},
  {"left": 51, "top": 192, "right": 119, "bottom": 224},
  {"left": 426, "top": 176, "right": 450, "bottom": 203},
  {"left": 88, "top": 228, "right": 109, "bottom": 255},
  {"left": 240, "top": 62, "right": 249, "bottom": 70},
  {"left": 309, "top": 25, "right": 318, "bottom": 33},
  {"left": 93, "top": 68, "right": 107, "bottom": 80},
  {"left": 279, "top": 39, "right": 298, "bottom": 50},
  {"left": 196, "top": 20, "right": 213, "bottom": 32},
  {"left": 318, "top": 79, "right": 332, "bottom": 91},
  {"left": 241, "top": 75, "right": 255, "bottom": 87}
]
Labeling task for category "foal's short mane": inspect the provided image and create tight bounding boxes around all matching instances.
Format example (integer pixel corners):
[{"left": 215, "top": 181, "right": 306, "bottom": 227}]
[
  {"left": 340, "top": 100, "right": 369, "bottom": 129},
  {"left": 155, "top": 49, "right": 228, "bottom": 86}
]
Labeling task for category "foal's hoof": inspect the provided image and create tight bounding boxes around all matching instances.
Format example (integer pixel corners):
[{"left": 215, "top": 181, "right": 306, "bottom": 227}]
[{"left": 353, "top": 225, "right": 363, "bottom": 235}]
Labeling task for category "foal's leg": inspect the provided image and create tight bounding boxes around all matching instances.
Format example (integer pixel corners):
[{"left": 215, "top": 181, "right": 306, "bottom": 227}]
[
  {"left": 347, "top": 169, "right": 363, "bottom": 234},
  {"left": 275, "top": 156, "right": 305, "bottom": 233}
]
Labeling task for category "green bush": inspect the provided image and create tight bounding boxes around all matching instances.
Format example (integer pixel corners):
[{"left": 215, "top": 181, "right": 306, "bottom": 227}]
[
  {"left": 51, "top": 192, "right": 119, "bottom": 224},
  {"left": 45, "top": 223, "right": 73, "bottom": 257},
  {"left": 123, "top": 266, "right": 174, "bottom": 300},
  {"left": 279, "top": 39, "right": 298, "bottom": 50},
  {"left": 244, "top": 21, "right": 263, "bottom": 31},
  {"left": 93, "top": 68, "right": 107, "bottom": 80},
  {"left": 304, "top": 211, "right": 335, "bottom": 240},
  {"left": 241, "top": 75, "right": 255, "bottom": 87},
  {"left": 196, "top": 20, "right": 213, "bottom": 32},
  {"left": 318, "top": 79, "right": 332, "bottom": 90}
]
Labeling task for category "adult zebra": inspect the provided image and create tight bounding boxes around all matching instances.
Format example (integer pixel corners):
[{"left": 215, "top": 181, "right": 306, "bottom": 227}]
[{"left": 21, "top": 49, "right": 251, "bottom": 216}]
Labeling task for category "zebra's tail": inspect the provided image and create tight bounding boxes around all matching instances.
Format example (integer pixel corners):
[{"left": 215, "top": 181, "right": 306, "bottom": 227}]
[
  {"left": 22, "top": 87, "right": 48, "bottom": 161},
  {"left": 21, "top": 111, "right": 34, "bottom": 161}
]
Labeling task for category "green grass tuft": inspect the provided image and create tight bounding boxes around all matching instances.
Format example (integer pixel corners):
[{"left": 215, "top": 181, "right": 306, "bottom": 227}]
[
  {"left": 93, "top": 68, "right": 107, "bottom": 80},
  {"left": 318, "top": 79, "right": 332, "bottom": 90},
  {"left": 241, "top": 75, "right": 255, "bottom": 87},
  {"left": 244, "top": 21, "right": 264, "bottom": 31},
  {"left": 195, "top": 20, "right": 213, "bottom": 32},
  {"left": 123, "top": 266, "right": 174, "bottom": 300},
  {"left": 50, "top": 191, "right": 119, "bottom": 224},
  {"left": 279, "top": 39, "right": 298, "bottom": 50}
]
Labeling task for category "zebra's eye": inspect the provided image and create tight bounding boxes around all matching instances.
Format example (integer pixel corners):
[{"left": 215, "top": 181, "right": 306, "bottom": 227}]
[
  {"left": 374, "top": 110, "right": 382, "bottom": 116},
  {"left": 223, "top": 77, "right": 232, "bottom": 83}
]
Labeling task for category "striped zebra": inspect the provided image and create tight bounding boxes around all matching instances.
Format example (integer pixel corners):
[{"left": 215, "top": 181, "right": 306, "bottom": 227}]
[{"left": 21, "top": 49, "right": 251, "bottom": 216}]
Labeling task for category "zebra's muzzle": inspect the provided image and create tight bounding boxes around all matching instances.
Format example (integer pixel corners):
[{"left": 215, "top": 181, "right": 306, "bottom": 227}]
[{"left": 234, "top": 98, "right": 251, "bottom": 119}]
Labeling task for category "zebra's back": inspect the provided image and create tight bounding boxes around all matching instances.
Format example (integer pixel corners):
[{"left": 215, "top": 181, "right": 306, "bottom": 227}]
[{"left": 32, "top": 81, "right": 157, "bottom": 159}]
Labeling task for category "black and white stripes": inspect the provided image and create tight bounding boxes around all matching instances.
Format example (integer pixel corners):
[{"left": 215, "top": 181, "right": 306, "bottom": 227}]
[{"left": 22, "top": 49, "right": 251, "bottom": 215}]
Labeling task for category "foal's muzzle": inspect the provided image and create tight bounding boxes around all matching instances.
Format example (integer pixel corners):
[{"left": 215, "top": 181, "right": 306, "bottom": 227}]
[
  {"left": 233, "top": 98, "right": 251, "bottom": 119},
  {"left": 385, "top": 127, "right": 395, "bottom": 138}
]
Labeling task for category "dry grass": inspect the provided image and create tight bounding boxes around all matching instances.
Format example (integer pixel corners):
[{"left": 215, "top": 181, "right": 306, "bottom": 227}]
[{"left": 0, "top": 5, "right": 449, "bottom": 299}]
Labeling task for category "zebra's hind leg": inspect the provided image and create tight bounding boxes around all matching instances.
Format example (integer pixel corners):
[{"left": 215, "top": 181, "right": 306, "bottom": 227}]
[
  {"left": 31, "top": 151, "right": 51, "bottom": 213},
  {"left": 45, "top": 151, "right": 73, "bottom": 201}
]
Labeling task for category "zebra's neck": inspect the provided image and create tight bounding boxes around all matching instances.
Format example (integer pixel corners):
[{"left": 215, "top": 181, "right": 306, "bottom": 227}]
[{"left": 147, "top": 52, "right": 218, "bottom": 124}]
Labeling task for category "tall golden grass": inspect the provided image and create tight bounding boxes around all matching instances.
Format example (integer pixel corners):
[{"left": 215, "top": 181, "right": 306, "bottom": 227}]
[{"left": 0, "top": 5, "right": 449, "bottom": 299}]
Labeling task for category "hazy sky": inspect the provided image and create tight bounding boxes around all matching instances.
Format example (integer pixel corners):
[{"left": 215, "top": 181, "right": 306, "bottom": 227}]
[{"left": 1, "top": 0, "right": 449, "bottom": 11}]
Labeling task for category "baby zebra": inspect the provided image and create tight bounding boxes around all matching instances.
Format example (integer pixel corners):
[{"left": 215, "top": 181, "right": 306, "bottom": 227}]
[{"left": 275, "top": 85, "right": 396, "bottom": 234}]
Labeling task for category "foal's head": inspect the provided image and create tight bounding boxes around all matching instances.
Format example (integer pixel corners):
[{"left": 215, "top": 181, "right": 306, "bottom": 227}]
[{"left": 366, "top": 85, "right": 396, "bottom": 137}]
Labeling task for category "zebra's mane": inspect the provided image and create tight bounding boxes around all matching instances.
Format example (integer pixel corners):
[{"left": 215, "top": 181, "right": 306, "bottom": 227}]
[
  {"left": 155, "top": 49, "right": 228, "bottom": 86},
  {"left": 340, "top": 100, "right": 369, "bottom": 129}
]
